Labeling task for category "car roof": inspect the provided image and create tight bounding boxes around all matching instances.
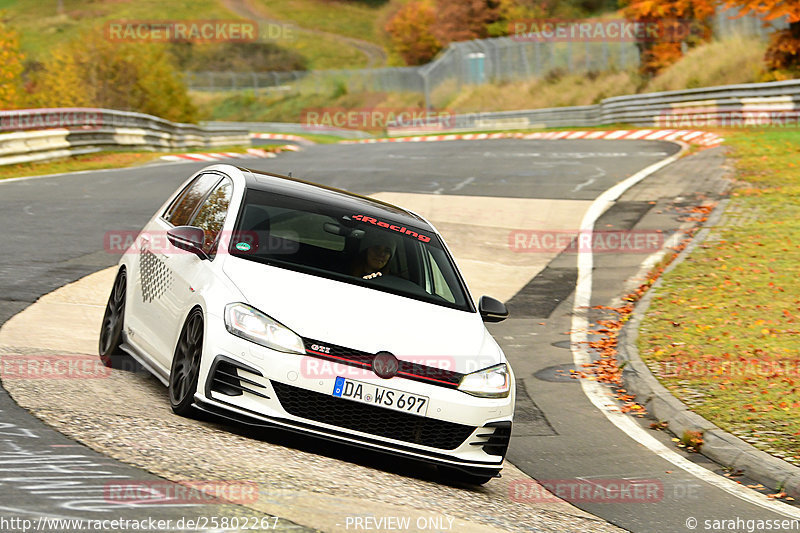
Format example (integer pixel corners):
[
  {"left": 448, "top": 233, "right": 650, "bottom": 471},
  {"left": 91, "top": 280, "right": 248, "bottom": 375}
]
[{"left": 237, "top": 166, "right": 433, "bottom": 230}]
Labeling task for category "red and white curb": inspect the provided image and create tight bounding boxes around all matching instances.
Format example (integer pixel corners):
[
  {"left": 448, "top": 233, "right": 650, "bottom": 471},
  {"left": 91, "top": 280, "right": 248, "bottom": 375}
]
[
  {"left": 251, "top": 133, "right": 315, "bottom": 145},
  {"left": 341, "top": 129, "right": 723, "bottom": 148},
  {"left": 160, "top": 145, "right": 300, "bottom": 162}
]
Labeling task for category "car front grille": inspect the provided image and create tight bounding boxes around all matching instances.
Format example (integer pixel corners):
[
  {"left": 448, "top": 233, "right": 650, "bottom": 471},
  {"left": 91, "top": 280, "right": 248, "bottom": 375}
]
[
  {"left": 270, "top": 380, "right": 476, "bottom": 450},
  {"left": 302, "top": 338, "right": 464, "bottom": 389}
]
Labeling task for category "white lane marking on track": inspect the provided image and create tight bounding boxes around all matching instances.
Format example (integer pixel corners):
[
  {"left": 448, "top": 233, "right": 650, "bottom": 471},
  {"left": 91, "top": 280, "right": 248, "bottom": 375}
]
[
  {"left": 570, "top": 145, "right": 800, "bottom": 520},
  {"left": 572, "top": 167, "right": 607, "bottom": 193},
  {"left": 452, "top": 177, "right": 475, "bottom": 192}
]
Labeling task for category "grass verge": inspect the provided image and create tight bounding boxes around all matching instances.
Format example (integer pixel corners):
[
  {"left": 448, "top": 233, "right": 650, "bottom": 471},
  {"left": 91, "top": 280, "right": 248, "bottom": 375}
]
[
  {"left": 248, "top": 0, "right": 388, "bottom": 45},
  {"left": 638, "top": 129, "right": 800, "bottom": 466},
  {"left": 0, "top": 145, "right": 255, "bottom": 181}
]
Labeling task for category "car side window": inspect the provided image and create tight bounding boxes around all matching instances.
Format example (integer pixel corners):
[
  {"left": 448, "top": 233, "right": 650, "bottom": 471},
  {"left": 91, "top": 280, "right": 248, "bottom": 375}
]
[
  {"left": 190, "top": 177, "right": 233, "bottom": 256},
  {"left": 163, "top": 173, "right": 221, "bottom": 226}
]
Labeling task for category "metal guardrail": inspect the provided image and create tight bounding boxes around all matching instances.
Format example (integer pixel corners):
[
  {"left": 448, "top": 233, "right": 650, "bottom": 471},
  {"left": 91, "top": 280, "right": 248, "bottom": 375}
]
[
  {"left": 3, "top": 79, "right": 798, "bottom": 166},
  {"left": 0, "top": 108, "right": 250, "bottom": 166},
  {"left": 202, "top": 121, "right": 373, "bottom": 139},
  {"left": 386, "top": 79, "right": 800, "bottom": 134}
]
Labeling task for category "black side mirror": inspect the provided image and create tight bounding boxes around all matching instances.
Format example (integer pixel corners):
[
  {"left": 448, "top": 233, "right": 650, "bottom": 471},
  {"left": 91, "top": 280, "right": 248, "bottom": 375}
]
[
  {"left": 167, "top": 226, "right": 208, "bottom": 260},
  {"left": 479, "top": 296, "right": 509, "bottom": 323}
]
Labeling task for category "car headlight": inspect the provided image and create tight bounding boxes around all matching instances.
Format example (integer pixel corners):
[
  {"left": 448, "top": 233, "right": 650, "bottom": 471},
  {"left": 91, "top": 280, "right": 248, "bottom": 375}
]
[
  {"left": 458, "top": 363, "right": 510, "bottom": 398},
  {"left": 224, "top": 303, "right": 305, "bottom": 354}
]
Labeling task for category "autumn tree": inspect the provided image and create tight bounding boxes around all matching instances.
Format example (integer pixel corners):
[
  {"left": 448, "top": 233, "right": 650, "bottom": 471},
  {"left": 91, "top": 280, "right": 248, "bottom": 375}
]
[
  {"left": 723, "top": 0, "right": 800, "bottom": 72},
  {"left": 385, "top": 1, "right": 442, "bottom": 65},
  {"left": 0, "top": 20, "right": 24, "bottom": 109},
  {"left": 621, "top": 0, "right": 716, "bottom": 76},
  {"left": 432, "top": 0, "right": 502, "bottom": 44},
  {"left": 27, "top": 30, "right": 196, "bottom": 122}
]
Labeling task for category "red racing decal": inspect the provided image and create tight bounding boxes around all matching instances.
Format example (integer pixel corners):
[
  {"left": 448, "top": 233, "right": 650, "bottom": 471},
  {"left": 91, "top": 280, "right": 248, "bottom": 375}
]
[{"left": 352, "top": 214, "right": 431, "bottom": 243}]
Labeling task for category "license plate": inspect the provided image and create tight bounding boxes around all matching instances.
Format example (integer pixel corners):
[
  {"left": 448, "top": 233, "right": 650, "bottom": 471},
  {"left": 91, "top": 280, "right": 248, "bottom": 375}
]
[{"left": 332, "top": 377, "right": 429, "bottom": 416}]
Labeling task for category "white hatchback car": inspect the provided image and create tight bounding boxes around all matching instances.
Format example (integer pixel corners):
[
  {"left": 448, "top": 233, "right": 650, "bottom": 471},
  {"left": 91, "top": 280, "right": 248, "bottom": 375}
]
[{"left": 100, "top": 164, "right": 515, "bottom": 484}]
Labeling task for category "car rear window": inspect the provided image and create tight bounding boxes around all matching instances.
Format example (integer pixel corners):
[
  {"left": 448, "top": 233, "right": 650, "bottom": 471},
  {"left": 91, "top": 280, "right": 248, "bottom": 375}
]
[{"left": 229, "top": 189, "right": 473, "bottom": 312}]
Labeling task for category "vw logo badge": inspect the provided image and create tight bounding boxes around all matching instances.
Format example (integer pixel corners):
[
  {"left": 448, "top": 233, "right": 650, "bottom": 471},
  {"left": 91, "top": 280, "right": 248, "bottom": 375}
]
[{"left": 372, "top": 352, "right": 399, "bottom": 379}]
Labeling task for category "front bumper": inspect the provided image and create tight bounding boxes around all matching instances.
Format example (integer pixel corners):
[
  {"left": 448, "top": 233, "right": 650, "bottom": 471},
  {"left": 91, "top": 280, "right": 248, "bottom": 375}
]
[{"left": 196, "top": 316, "right": 515, "bottom": 472}]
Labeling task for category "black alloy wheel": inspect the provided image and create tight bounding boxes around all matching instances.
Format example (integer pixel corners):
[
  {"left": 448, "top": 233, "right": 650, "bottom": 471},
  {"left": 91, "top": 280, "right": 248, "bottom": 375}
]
[
  {"left": 99, "top": 268, "right": 127, "bottom": 367},
  {"left": 169, "top": 308, "right": 204, "bottom": 416}
]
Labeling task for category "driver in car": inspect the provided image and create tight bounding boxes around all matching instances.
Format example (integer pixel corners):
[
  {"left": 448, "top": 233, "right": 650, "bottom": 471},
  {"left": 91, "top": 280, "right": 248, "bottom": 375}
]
[{"left": 349, "top": 232, "right": 397, "bottom": 279}]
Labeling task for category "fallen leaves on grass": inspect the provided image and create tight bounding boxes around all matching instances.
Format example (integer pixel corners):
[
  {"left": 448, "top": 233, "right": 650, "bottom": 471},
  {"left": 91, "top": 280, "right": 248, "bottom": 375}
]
[{"left": 678, "top": 430, "right": 704, "bottom": 453}]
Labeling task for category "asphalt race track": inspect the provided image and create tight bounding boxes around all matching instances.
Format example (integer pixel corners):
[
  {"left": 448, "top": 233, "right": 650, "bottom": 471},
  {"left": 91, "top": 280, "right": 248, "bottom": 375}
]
[{"left": 1, "top": 139, "right": 799, "bottom": 532}]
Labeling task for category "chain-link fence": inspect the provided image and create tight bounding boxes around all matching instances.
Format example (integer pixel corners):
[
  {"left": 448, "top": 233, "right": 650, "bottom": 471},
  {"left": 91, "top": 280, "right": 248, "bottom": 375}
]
[
  {"left": 185, "top": 37, "right": 639, "bottom": 107},
  {"left": 184, "top": 7, "right": 789, "bottom": 103},
  {"left": 713, "top": 5, "right": 789, "bottom": 39},
  {"left": 418, "top": 37, "right": 638, "bottom": 107}
]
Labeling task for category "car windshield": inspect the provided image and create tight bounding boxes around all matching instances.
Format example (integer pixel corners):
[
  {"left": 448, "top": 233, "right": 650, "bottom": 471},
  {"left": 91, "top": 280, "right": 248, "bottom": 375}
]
[{"left": 229, "top": 188, "right": 474, "bottom": 312}]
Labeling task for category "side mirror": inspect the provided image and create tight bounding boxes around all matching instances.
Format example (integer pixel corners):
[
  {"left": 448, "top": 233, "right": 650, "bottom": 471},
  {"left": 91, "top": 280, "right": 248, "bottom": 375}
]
[
  {"left": 167, "top": 226, "right": 208, "bottom": 260},
  {"left": 479, "top": 296, "right": 508, "bottom": 323}
]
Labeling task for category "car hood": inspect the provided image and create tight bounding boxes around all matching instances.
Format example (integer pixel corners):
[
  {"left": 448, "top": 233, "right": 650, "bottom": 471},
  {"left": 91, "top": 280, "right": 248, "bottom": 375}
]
[{"left": 222, "top": 257, "right": 502, "bottom": 373}]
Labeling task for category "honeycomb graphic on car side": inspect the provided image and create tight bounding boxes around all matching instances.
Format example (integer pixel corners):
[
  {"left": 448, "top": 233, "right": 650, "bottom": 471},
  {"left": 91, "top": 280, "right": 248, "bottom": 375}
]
[{"left": 140, "top": 249, "right": 173, "bottom": 303}]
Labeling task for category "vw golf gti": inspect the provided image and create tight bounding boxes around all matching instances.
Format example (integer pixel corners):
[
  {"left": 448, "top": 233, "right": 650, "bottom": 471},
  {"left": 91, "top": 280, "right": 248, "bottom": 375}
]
[{"left": 99, "top": 164, "right": 515, "bottom": 484}]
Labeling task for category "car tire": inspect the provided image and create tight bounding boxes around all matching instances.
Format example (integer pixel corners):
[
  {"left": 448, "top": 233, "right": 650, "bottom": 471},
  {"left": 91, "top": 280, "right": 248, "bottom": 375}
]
[
  {"left": 169, "top": 308, "right": 204, "bottom": 417},
  {"left": 439, "top": 466, "right": 499, "bottom": 486},
  {"left": 99, "top": 267, "right": 127, "bottom": 367}
]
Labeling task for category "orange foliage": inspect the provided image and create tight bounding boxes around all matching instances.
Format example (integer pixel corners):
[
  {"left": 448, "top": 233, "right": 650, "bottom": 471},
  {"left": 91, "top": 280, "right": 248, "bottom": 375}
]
[
  {"left": 641, "top": 42, "right": 684, "bottom": 75},
  {"left": 432, "top": 0, "right": 502, "bottom": 44},
  {"left": 722, "top": 1, "right": 800, "bottom": 23},
  {"left": 0, "top": 21, "right": 24, "bottom": 110},
  {"left": 386, "top": 0, "right": 505, "bottom": 65},
  {"left": 384, "top": 1, "right": 442, "bottom": 66},
  {"left": 723, "top": 1, "right": 800, "bottom": 71},
  {"left": 765, "top": 25, "right": 800, "bottom": 71},
  {"left": 621, "top": 0, "right": 715, "bottom": 76}
]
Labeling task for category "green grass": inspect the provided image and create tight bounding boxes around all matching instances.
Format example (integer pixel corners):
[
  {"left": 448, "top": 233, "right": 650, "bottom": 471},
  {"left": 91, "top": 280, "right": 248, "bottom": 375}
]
[
  {"left": 0, "top": 151, "right": 165, "bottom": 180},
  {"left": 0, "top": 0, "right": 374, "bottom": 70},
  {"left": 639, "top": 129, "right": 800, "bottom": 465},
  {"left": 248, "top": 0, "right": 389, "bottom": 45},
  {"left": 273, "top": 132, "right": 345, "bottom": 144},
  {"left": 0, "top": 144, "right": 254, "bottom": 180},
  {"left": 282, "top": 32, "right": 368, "bottom": 69},
  {"left": 192, "top": 87, "right": 424, "bottom": 125},
  {"left": 1, "top": 0, "right": 234, "bottom": 61}
]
